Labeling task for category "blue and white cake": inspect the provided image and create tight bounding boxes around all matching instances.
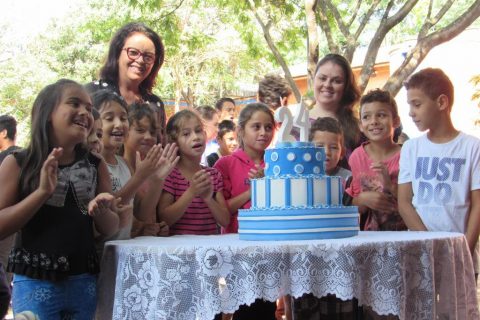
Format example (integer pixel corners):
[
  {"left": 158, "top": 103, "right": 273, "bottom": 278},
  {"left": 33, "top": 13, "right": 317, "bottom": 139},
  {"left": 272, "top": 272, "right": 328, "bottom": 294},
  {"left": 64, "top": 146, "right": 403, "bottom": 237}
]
[{"left": 238, "top": 141, "right": 359, "bottom": 241}]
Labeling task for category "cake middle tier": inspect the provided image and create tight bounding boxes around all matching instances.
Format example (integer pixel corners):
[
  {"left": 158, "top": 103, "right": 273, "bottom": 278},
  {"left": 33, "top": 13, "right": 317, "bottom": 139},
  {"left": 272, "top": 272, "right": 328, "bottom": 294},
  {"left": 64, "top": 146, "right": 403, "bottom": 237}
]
[{"left": 251, "top": 175, "right": 344, "bottom": 209}]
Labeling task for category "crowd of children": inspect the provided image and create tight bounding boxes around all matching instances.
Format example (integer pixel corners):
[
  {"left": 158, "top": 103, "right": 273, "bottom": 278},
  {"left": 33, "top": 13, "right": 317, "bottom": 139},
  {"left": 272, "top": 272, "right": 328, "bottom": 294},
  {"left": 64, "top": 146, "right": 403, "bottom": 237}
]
[{"left": 0, "top": 22, "right": 478, "bottom": 319}]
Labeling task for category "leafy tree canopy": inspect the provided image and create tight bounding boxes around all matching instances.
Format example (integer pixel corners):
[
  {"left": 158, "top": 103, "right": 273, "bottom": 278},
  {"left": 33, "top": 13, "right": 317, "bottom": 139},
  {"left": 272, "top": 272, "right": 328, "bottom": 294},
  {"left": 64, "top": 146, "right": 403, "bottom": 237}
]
[{"left": 1, "top": 0, "right": 479, "bottom": 145}]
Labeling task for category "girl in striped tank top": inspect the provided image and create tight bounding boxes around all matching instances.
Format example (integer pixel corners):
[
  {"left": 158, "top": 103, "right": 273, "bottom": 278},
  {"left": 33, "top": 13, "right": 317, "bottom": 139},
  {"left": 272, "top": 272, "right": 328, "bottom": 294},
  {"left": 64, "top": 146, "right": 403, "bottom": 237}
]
[{"left": 158, "top": 109, "right": 230, "bottom": 235}]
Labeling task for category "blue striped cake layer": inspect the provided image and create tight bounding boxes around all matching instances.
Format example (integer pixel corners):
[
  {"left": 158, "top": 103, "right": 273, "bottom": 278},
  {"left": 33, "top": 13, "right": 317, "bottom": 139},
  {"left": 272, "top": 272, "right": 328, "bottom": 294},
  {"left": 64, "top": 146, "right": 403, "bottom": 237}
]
[
  {"left": 251, "top": 176, "right": 343, "bottom": 208},
  {"left": 238, "top": 207, "right": 359, "bottom": 241},
  {"left": 238, "top": 229, "right": 358, "bottom": 241}
]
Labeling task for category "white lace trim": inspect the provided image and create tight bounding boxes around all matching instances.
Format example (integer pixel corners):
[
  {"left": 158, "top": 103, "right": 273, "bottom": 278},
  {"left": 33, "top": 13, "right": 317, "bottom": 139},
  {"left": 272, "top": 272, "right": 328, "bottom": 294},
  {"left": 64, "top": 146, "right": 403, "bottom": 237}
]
[{"left": 96, "top": 232, "right": 479, "bottom": 320}]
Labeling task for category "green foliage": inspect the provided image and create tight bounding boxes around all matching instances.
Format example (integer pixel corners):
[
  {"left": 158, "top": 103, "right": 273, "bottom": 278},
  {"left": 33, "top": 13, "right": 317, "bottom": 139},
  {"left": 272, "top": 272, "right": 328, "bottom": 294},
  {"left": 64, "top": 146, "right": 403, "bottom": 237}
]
[
  {"left": 472, "top": 74, "right": 480, "bottom": 101},
  {"left": 388, "top": 1, "right": 472, "bottom": 42},
  {"left": 1, "top": 0, "right": 477, "bottom": 143},
  {"left": 0, "top": 49, "right": 57, "bottom": 146},
  {"left": 206, "top": 0, "right": 307, "bottom": 66}
]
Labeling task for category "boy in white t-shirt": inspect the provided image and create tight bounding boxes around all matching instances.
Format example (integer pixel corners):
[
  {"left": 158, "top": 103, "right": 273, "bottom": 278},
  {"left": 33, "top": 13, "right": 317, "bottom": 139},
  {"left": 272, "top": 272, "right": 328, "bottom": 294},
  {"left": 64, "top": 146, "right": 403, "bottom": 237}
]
[{"left": 398, "top": 68, "right": 480, "bottom": 275}]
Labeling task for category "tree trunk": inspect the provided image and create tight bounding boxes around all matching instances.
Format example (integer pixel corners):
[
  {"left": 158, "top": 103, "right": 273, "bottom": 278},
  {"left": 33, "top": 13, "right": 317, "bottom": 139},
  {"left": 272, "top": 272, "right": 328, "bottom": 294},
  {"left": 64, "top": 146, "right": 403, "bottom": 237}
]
[
  {"left": 358, "top": 0, "right": 419, "bottom": 93},
  {"left": 248, "top": 0, "right": 302, "bottom": 102},
  {"left": 305, "top": 0, "right": 319, "bottom": 90}
]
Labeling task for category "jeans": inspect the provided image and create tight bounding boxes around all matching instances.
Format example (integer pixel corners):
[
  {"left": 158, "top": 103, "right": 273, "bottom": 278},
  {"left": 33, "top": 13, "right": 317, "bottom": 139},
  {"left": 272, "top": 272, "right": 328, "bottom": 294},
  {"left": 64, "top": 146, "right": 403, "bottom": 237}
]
[{"left": 12, "top": 273, "right": 97, "bottom": 320}]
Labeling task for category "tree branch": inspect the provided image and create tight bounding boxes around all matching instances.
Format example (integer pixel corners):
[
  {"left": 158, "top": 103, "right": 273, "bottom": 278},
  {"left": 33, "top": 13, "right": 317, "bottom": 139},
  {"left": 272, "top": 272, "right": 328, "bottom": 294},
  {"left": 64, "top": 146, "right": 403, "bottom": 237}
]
[
  {"left": 430, "top": 0, "right": 454, "bottom": 27},
  {"left": 325, "top": 1, "right": 349, "bottom": 38},
  {"left": 384, "top": 0, "right": 480, "bottom": 96},
  {"left": 316, "top": 0, "right": 340, "bottom": 53},
  {"left": 247, "top": 0, "right": 302, "bottom": 101},
  {"left": 358, "top": 0, "right": 419, "bottom": 93},
  {"left": 324, "top": 0, "right": 362, "bottom": 61},
  {"left": 353, "top": 0, "right": 381, "bottom": 40},
  {"left": 158, "top": 0, "right": 187, "bottom": 20},
  {"left": 418, "top": 0, "right": 454, "bottom": 38},
  {"left": 305, "top": 0, "right": 320, "bottom": 89},
  {"left": 347, "top": 0, "right": 363, "bottom": 28},
  {"left": 344, "top": 0, "right": 382, "bottom": 62}
]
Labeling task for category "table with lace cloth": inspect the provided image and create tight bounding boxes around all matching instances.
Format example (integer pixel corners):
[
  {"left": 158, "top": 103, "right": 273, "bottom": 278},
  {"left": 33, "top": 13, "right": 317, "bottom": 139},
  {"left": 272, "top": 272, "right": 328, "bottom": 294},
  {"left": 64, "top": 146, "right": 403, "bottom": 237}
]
[{"left": 96, "top": 231, "right": 479, "bottom": 320}]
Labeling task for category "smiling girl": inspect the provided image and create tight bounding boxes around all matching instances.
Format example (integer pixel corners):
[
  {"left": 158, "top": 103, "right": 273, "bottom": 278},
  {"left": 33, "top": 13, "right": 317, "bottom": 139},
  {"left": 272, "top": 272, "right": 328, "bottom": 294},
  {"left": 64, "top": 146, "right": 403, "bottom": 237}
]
[
  {"left": 0, "top": 79, "right": 119, "bottom": 319},
  {"left": 213, "top": 103, "right": 277, "bottom": 320},
  {"left": 92, "top": 90, "right": 165, "bottom": 253},
  {"left": 214, "top": 103, "right": 275, "bottom": 234}
]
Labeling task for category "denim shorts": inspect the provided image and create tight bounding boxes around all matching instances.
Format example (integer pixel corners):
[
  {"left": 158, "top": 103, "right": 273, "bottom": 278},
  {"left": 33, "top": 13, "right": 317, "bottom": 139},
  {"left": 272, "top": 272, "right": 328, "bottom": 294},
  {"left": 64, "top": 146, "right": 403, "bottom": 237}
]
[{"left": 12, "top": 273, "right": 97, "bottom": 320}]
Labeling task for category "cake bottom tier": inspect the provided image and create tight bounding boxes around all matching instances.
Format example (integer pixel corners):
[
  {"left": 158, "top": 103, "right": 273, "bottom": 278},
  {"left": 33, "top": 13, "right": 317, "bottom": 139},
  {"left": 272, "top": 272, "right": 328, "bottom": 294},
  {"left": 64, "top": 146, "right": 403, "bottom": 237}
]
[{"left": 238, "top": 207, "right": 359, "bottom": 241}]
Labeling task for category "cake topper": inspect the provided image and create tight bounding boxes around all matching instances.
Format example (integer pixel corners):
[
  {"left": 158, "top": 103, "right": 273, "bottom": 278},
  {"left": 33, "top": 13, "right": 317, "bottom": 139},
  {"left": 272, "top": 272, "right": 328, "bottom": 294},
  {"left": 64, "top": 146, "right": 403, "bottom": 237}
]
[{"left": 274, "top": 98, "right": 310, "bottom": 143}]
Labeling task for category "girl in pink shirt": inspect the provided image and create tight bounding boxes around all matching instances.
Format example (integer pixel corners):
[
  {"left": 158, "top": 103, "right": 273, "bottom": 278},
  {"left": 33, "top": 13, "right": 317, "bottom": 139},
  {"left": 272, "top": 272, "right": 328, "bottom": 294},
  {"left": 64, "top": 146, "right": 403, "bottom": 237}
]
[
  {"left": 158, "top": 109, "right": 229, "bottom": 235},
  {"left": 346, "top": 89, "right": 406, "bottom": 231},
  {"left": 214, "top": 103, "right": 275, "bottom": 233}
]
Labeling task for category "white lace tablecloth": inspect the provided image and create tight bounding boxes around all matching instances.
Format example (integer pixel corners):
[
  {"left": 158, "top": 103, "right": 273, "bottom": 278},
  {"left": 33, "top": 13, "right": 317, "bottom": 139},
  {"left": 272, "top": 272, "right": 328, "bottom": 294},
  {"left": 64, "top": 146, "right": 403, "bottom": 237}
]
[{"left": 96, "top": 232, "right": 479, "bottom": 320}]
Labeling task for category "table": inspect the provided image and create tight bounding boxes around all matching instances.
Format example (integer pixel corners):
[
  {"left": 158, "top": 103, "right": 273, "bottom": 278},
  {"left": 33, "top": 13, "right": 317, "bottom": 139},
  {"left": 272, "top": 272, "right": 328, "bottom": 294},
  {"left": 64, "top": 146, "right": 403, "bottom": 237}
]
[{"left": 96, "top": 232, "right": 479, "bottom": 320}]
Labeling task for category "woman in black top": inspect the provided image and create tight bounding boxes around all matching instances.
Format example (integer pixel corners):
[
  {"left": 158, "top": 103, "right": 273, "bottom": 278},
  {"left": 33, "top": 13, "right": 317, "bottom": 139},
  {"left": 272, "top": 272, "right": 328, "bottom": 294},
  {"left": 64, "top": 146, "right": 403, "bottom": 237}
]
[{"left": 85, "top": 22, "right": 167, "bottom": 143}]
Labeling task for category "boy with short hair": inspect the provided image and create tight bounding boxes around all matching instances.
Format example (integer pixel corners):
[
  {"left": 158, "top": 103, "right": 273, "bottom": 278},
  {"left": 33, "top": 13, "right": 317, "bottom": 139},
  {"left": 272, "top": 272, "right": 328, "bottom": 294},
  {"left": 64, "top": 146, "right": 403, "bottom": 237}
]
[
  {"left": 398, "top": 68, "right": 480, "bottom": 267},
  {"left": 215, "top": 97, "right": 236, "bottom": 122},
  {"left": 0, "top": 115, "right": 19, "bottom": 163},
  {"left": 293, "top": 117, "right": 356, "bottom": 320},
  {"left": 346, "top": 89, "right": 406, "bottom": 232},
  {"left": 309, "top": 117, "right": 351, "bottom": 181},
  {"left": 206, "top": 120, "right": 237, "bottom": 167}
]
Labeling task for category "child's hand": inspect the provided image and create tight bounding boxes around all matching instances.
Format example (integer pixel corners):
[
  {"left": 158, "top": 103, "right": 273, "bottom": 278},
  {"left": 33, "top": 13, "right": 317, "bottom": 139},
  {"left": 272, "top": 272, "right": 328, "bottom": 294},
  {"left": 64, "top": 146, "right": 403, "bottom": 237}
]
[
  {"left": 150, "top": 143, "right": 180, "bottom": 183},
  {"left": 358, "top": 191, "right": 396, "bottom": 212},
  {"left": 38, "top": 147, "right": 63, "bottom": 196},
  {"left": 116, "top": 203, "right": 134, "bottom": 229},
  {"left": 135, "top": 144, "right": 164, "bottom": 180},
  {"left": 370, "top": 161, "right": 394, "bottom": 191},
  {"left": 139, "top": 223, "right": 160, "bottom": 236},
  {"left": 248, "top": 164, "right": 264, "bottom": 179},
  {"left": 88, "top": 193, "right": 120, "bottom": 217},
  {"left": 141, "top": 221, "right": 169, "bottom": 237},
  {"left": 191, "top": 170, "right": 213, "bottom": 200},
  {"left": 156, "top": 221, "right": 169, "bottom": 236}
]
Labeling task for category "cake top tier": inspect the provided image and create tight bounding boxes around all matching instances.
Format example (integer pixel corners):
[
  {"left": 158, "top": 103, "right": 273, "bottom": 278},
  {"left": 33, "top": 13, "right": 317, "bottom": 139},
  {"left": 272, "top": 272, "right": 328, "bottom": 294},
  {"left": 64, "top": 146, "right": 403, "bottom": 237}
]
[{"left": 264, "top": 141, "right": 326, "bottom": 177}]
